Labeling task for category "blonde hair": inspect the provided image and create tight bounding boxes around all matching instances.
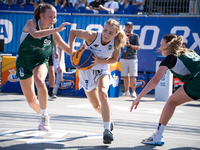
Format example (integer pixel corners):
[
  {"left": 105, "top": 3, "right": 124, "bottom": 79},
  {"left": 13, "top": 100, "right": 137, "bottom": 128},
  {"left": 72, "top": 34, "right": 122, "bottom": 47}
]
[
  {"left": 34, "top": 4, "right": 56, "bottom": 20},
  {"left": 104, "top": 19, "right": 126, "bottom": 49},
  {"left": 159, "top": 34, "right": 192, "bottom": 55}
]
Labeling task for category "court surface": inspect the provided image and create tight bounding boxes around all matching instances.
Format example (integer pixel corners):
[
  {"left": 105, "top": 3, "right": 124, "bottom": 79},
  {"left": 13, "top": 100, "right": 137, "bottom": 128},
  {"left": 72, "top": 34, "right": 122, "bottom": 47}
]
[{"left": 0, "top": 92, "right": 200, "bottom": 150}]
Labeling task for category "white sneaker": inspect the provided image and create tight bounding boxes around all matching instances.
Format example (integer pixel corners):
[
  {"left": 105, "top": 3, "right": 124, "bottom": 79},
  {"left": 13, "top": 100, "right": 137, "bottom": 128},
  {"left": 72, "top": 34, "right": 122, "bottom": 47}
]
[
  {"left": 121, "top": 91, "right": 130, "bottom": 96},
  {"left": 53, "top": 84, "right": 59, "bottom": 95},
  {"left": 142, "top": 132, "right": 164, "bottom": 146},
  {"left": 48, "top": 93, "right": 57, "bottom": 100},
  {"left": 131, "top": 91, "right": 137, "bottom": 98},
  {"left": 38, "top": 115, "right": 51, "bottom": 132}
]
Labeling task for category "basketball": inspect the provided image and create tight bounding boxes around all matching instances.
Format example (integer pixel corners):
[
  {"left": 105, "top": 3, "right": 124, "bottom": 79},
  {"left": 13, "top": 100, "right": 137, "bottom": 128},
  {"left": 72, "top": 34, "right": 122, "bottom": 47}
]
[{"left": 72, "top": 49, "right": 94, "bottom": 71}]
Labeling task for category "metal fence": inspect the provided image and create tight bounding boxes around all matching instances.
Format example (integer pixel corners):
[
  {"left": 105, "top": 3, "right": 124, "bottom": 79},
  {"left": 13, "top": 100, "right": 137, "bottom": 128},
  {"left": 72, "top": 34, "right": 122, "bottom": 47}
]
[{"left": 144, "top": 0, "right": 200, "bottom": 15}]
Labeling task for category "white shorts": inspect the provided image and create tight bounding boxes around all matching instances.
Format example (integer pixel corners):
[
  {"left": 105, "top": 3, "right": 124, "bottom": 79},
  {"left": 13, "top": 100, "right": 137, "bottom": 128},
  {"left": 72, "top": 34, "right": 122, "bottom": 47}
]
[
  {"left": 79, "top": 69, "right": 111, "bottom": 92},
  {"left": 120, "top": 59, "right": 138, "bottom": 77}
]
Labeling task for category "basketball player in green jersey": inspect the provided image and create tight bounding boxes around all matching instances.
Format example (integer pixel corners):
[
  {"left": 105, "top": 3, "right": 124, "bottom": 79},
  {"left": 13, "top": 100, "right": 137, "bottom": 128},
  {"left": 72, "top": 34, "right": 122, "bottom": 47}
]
[
  {"left": 130, "top": 34, "right": 200, "bottom": 146},
  {"left": 16, "top": 3, "right": 71, "bottom": 132}
]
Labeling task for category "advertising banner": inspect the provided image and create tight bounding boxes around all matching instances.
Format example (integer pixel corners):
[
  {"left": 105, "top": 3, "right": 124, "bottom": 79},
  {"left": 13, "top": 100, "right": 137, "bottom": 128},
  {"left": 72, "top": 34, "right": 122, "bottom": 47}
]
[
  {"left": 0, "top": 12, "right": 200, "bottom": 72},
  {"left": 1, "top": 56, "right": 22, "bottom": 92}
]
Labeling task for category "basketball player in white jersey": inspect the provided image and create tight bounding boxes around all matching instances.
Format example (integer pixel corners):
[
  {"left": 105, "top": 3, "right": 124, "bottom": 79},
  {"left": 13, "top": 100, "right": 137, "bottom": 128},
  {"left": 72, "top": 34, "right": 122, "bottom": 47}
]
[
  {"left": 53, "top": 46, "right": 66, "bottom": 95},
  {"left": 68, "top": 19, "right": 126, "bottom": 144}
]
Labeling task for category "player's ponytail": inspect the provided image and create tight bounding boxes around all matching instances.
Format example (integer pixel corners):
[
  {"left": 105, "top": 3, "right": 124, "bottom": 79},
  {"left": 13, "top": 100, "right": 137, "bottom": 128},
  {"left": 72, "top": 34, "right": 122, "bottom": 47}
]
[
  {"left": 34, "top": 4, "right": 43, "bottom": 20},
  {"left": 34, "top": 4, "right": 56, "bottom": 20},
  {"left": 105, "top": 19, "right": 126, "bottom": 49}
]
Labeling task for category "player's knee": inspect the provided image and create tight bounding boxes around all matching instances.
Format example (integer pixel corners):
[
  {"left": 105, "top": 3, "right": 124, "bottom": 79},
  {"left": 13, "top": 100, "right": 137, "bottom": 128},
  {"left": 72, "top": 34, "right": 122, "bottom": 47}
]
[
  {"left": 27, "top": 99, "right": 37, "bottom": 108},
  {"left": 167, "top": 97, "right": 179, "bottom": 107},
  {"left": 35, "top": 78, "right": 45, "bottom": 89},
  {"left": 92, "top": 103, "right": 101, "bottom": 109},
  {"left": 98, "top": 89, "right": 108, "bottom": 102}
]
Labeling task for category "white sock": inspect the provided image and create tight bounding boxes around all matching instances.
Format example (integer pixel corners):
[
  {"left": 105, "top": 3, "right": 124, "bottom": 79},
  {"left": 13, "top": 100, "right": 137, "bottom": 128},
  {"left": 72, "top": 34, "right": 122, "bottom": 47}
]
[
  {"left": 155, "top": 123, "right": 165, "bottom": 135},
  {"left": 40, "top": 109, "right": 47, "bottom": 117},
  {"left": 104, "top": 122, "right": 110, "bottom": 131}
]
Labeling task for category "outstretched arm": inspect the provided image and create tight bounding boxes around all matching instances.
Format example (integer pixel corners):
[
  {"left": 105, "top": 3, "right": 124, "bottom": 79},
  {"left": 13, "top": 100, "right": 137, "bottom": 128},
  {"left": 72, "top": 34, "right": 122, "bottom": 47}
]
[
  {"left": 69, "top": 29, "right": 97, "bottom": 55},
  {"left": 25, "top": 20, "right": 71, "bottom": 39},
  {"left": 130, "top": 66, "right": 168, "bottom": 111},
  {"left": 54, "top": 32, "right": 70, "bottom": 55}
]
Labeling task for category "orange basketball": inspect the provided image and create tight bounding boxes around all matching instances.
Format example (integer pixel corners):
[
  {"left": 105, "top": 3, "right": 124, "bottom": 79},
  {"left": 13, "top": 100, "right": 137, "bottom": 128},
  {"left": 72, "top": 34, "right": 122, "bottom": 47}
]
[{"left": 72, "top": 49, "right": 94, "bottom": 71}]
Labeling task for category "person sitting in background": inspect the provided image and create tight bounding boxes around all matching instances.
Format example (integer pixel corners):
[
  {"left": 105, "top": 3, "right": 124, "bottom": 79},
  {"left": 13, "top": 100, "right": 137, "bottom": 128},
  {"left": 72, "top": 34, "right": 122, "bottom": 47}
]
[
  {"left": 74, "top": 0, "right": 87, "bottom": 9},
  {"left": 14, "top": 0, "right": 26, "bottom": 8},
  {"left": 2, "top": 0, "right": 13, "bottom": 7},
  {"left": 29, "top": 0, "right": 43, "bottom": 8},
  {"left": 85, "top": 0, "right": 103, "bottom": 13},
  {"left": 132, "top": 0, "right": 145, "bottom": 11},
  {"left": 118, "top": 0, "right": 131, "bottom": 9},
  {"left": 55, "top": 0, "right": 73, "bottom": 9},
  {"left": 100, "top": 0, "right": 119, "bottom": 14}
]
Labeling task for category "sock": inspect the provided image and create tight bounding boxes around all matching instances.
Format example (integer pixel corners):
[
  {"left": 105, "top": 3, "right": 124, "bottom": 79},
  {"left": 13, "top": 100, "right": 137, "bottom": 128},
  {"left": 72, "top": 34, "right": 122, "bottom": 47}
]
[
  {"left": 49, "top": 87, "right": 53, "bottom": 94},
  {"left": 104, "top": 122, "right": 110, "bottom": 131},
  {"left": 155, "top": 123, "right": 165, "bottom": 135},
  {"left": 40, "top": 109, "right": 47, "bottom": 117}
]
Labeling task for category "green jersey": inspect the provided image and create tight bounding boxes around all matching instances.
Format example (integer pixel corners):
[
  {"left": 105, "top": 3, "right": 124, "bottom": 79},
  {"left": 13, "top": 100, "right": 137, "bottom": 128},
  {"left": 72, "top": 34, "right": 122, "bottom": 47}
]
[
  {"left": 160, "top": 50, "right": 200, "bottom": 83},
  {"left": 17, "top": 19, "right": 53, "bottom": 60}
]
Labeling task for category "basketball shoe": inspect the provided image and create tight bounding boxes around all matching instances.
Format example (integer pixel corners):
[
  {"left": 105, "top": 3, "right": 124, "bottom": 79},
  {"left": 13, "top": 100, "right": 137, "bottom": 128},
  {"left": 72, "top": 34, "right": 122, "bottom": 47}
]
[
  {"left": 131, "top": 91, "right": 137, "bottom": 98},
  {"left": 142, "top": 132, "right": 164, "bottom": 146},
  {"left": 103, "top": 129, "right": 114, "bottom": 144},
  {"left": 121, "top": 91, "right": 130, "bottom": 96},
  {"left": 38, "top": 115, "right": 51, "bottom": 132}
]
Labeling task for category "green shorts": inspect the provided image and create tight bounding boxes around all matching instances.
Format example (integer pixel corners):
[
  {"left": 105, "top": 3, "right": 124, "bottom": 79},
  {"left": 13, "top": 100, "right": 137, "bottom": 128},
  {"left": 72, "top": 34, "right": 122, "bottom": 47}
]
[
  {"left": 16, "top": 56, "right": 49, "bottom": 80},
  {"left": 184, "top": 72, "right": 200, "bottom": 100}
]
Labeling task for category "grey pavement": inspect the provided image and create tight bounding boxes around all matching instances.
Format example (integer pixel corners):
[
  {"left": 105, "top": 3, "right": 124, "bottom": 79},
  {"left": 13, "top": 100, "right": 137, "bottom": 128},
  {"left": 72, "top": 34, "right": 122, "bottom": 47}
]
[{"left": 0, "top": 92, "right": 200, "bottom": 150}]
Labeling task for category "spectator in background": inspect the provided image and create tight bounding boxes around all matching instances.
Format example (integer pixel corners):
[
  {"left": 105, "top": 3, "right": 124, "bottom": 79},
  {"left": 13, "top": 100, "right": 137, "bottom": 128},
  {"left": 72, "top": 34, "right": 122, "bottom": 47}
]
[
  {"left": 120, "top": 21, "right": 140, "bottom": 98},
  {"left": 118, "top": 0, "right": 132, "bottom": 9},
  {"left": 14, "top": 0, "right": 26, "bottom": 8},
  {"left": 100, "top": 0, "right": 119, "bottom": 14},
  {"left": 85, "top": 0, "right": 103, "bottom": 13},
  {"left": 132, "top": 0, "right": 145, "bottom": 12},
  {"left": 2, "top": 0, "right": 13, "bottom": 7},
  {"left": 74, "top": 0, "right": 87, "bottom": 9},
  {"left": 123, "top": 0, "right": 132, "bottom": 8},
  {"left": 55, "top": 0, "right": 73, "bottom": 9},
  {"left": 29, "top": 0, "right": 43, "bottom": 8}
]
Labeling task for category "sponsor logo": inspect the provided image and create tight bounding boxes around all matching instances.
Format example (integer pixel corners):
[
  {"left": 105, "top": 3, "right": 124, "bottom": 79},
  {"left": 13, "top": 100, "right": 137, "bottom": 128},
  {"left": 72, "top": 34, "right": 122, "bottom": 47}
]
[
  {"left": 93, "top": 44, "right": 99, "bottom": 47},
  {"left": 89, "top": 46, "right": 101, "bottom": 52},
  {"left": 108, "top": 45, "right": 112, "bottom": 50},
  {"left": 8, "top": 69, "right": 19, "bottom": 82},
  {"left": 0, "top": 19, "right": 13, "bottom": 44},
  {"left": 19, "top": 67, "right": 24, "bottom": 77},
  {"left": 111, "top": 73, "right": 119, "bottom": 87},
  {"left": 60, "top": 78, "right": 75, "bottom": 89}
]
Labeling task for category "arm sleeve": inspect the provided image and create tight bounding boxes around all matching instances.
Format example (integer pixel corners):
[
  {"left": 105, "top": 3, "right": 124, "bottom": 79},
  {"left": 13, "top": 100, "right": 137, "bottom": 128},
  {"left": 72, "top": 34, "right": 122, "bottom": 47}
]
[{"left": 159, "top": 54, "right": 177, "bottom": 69}]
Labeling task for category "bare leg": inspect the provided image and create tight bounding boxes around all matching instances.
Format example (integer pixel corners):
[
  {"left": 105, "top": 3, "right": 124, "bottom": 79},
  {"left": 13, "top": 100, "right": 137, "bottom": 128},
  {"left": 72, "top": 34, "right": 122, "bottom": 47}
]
[
  {"left": 33, "top": 64, "right": 48, "bottom": 110},
  {"left": 97, "top": 75, "right": 111, "bottom": 122},
  {"left": 85, "top": 88, "right": 101, "bottom": 114},
  {"left": 19, "top": 77, "right": 40, "bottom": 114},
  {"left": 130, "top": 76, "right": 136, "bottom": 92},
  {"left": 159, "top": 86, "right": 194, "bottom": 125},
  {"left": 123, "top": 76, "right": 130, "bottom": 92}
]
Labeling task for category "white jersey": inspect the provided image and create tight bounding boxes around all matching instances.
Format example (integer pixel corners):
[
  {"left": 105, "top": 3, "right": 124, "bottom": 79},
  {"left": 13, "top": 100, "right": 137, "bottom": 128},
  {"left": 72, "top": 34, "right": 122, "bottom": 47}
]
[{"left": 84, "top": 31, "right": 115, "bottom": 70}]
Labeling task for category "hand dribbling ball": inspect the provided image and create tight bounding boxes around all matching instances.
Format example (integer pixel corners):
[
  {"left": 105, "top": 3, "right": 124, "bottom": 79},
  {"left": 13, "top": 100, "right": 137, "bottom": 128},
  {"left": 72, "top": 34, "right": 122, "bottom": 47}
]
[{"left": 72, "top": 49, "right": 94, "bottom": 71}]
